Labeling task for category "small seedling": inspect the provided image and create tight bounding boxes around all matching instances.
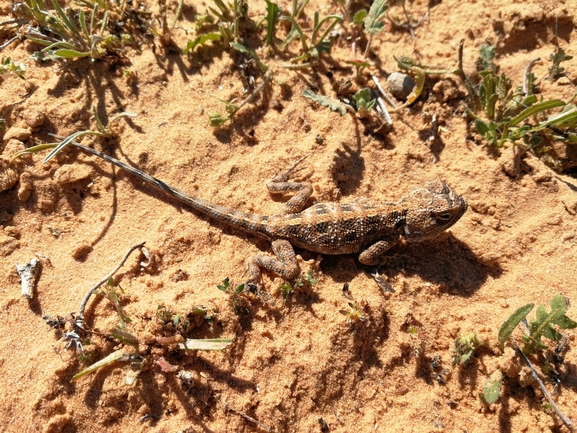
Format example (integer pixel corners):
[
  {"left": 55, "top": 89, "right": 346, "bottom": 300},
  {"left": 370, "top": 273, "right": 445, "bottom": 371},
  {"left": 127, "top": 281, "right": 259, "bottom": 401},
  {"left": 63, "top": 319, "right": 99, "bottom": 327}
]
[
  {"left": 0, "top": 57, "right": 26, "bottom": 79},
  {"left": 217, "top": 277, "right": 246, "bottom": 307},
  {"left": 452, "top": 331, "right": 480, "bottom": 366},
  {"left": 481, "top": 370, "right": 503, "bottom": 404},
  {"left": 351, "top": 88, "right": 376, "bottom": 117},
  {"left": 13, "top": 0, "right": 134, "bottom": 61},
  {"left": 209, "top": 68, "right": 272, "bottom": 127},
  {"left": 302, "top": 89, "right": 348, "bottom": 116},
  {"left": 406, "top": 324, "right": 426, "bottom": 358},
  {"left": 498, "top": 294, "right": 577, "bottom": 354},
  {"left": 98, "top": 277, "right": 132, "bottom": 326},
  {"left": 464, "top": 44, "right": 577, "bottom": 155},
  {"left": 183, "top": 0, "right": 250, "bottom": 54},
  {"left": 548, "top": 46, "right": 573, "bottom": 81},
  {"left": 478, "top": 43, "right": 497, "bottom": 73},
  {"left": 481, "top": 294, "right": 576, "bottom": 427},
  {"left": 278, "top": 3, "right": 343, "bottom": 68},
  {"left": 279, "top": 270, "right": 317, "bottom": 300},
  {"left": 362, "top": 0, "right": 387, "bottom": 57},
  {"left": 339, "top": 299, "right": 369, "bottom": 325}
]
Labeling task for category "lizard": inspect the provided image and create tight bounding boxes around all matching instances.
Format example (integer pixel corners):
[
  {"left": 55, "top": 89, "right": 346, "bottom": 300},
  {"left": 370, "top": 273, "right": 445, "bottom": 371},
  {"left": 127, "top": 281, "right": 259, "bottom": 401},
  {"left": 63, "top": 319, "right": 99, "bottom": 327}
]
[{"left": 65, "top": 141, "right": 468, "bottom": 285}]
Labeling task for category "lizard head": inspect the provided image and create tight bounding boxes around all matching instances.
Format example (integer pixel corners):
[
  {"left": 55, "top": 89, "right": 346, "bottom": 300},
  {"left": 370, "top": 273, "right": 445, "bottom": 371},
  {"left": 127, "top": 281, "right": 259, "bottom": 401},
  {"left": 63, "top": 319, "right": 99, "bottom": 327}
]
[{"left": 400, "top": 180, "right": 467, "bottom": 242}]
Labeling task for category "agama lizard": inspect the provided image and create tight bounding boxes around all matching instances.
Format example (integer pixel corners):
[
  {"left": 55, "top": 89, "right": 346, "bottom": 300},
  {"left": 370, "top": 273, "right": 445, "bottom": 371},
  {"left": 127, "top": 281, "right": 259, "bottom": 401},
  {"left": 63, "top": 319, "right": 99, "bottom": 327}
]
[{"left": 67, "top": 142, "right": 468, "bottom": 284}]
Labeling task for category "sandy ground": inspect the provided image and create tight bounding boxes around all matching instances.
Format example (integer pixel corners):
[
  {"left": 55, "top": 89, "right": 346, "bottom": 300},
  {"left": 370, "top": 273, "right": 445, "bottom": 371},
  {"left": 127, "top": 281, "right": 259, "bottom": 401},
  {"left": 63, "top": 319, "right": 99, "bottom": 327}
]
[{"left": 1, "top": 0, "right": 577, "bottom": 432}]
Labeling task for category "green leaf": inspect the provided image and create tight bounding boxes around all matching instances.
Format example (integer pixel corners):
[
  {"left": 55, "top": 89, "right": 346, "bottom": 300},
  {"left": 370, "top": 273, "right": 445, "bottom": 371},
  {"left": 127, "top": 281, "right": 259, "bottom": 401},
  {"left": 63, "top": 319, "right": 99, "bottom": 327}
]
[
  {"left": 264, "top": 0, "right": 280, "bottom": 46},
  {"left": 509, "top": 99, "right": 566, "bottom": 127},
  {"left": 482, "top": 370, "right": 503, "bottom": 404},
  {"left": 110, "top": 326, "right": 138, "bottom": 346},
  {"left": 43, "top": 130, "right": 102, "bottom": 163},
  {"left": 498, "top": 303, "right": 534, "bottom": 348},
  {"left": 71, "top": 349, "right": 125, "bottom": 381},
  {"left": 548, "top": 46, "right": 573, "bottom": 80},
  {"left": 177, "top": 338, "right": 233, "bottom": 351},
  {"left": 474, "top": 119, "right": 489, "bottom": 135},
  {"left": 52, "top": 49, "right": 91, "bottom": 59},
  {"left": 217, "top": 277, "right": 231, "bottom": 292},
  {"left": 479, "top": 43, "right": 496, "bottom": 72},
  {"left": 523, "top": 294, "right": 577, "bottom": 353},
  {"left": 352, "top": 88, "right": 375, "bottom": 111},
  {"left": 183, "top": 32, "right": 222, "bottom": 54},
  {"left": 302, "top": 89, "right": 347, "bottom": 116},
  {"left": 107, "top": 289, "right": 132, "bottom": 324},
  {"left": 209, "top": 113, "right": 229, "bottom": 127},
  {"left": 536, "top": 104, "right": 577, "bottom": 129},
  {"left": 353, "top": 10, "right": 367, "bottom": 25},
  {"left": 364, "top": 0, "right": 388, "bottom": 35}
]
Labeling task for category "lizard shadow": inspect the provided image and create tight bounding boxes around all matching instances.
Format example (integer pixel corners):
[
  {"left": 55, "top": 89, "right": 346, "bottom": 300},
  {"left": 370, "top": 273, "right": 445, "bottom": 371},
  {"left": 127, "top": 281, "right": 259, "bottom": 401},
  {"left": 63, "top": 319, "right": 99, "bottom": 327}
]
[{"left": 317, "top": 233, "right": 500, "bottom": 296}]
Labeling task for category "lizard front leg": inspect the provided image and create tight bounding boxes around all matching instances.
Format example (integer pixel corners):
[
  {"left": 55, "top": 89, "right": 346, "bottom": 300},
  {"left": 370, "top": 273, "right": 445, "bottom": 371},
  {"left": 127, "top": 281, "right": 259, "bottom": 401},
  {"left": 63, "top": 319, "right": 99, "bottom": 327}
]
[
  {"left": 247, "top": 239, "right": 300, "bottom": 285},
  {"left": 358, "top": 236, "right": 401, "bottom": 265},
  {"left": 266, "top": 156, "right": 313, "bottom": 215}
]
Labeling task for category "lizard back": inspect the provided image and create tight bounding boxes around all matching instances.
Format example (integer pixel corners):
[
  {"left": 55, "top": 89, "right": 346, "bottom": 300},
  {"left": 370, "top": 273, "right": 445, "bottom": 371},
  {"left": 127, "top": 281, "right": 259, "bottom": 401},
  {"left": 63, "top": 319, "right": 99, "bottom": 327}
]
[{"left": 264, "top": 201, "right": 404, "bottom": 255}]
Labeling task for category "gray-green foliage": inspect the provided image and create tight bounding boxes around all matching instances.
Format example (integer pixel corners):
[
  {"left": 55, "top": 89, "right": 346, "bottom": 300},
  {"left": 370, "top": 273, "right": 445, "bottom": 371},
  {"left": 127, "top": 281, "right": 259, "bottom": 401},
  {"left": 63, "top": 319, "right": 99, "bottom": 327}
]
[
  {"left": 452, "top": 332, "right": 480, "bottom": 366},
  {"left": 0, "top": 58, "right": 26, "bottom": 79},
  {"left": 483, "top": 294, "right": 576, "bottom": 407},
  {"left": 548, "top": 46, "right": 573, "bottom": 81},
  {"left": 468, "top": 45, "right": 577, "bottom": 152},
  {"left": 183, "top": 0, "right": 249, "bottom": 53},
  {"left": 352, "top": 88, "right": 376, "bottom": 112},
  {"left": 302, "top": 90, "right": 347, "bottom": 116},
  {"left": 364, "top": 0, "right": 388, "bottom": 35},
  {"left": 12, "top": 0, "right": 133, "bottom": 61}
]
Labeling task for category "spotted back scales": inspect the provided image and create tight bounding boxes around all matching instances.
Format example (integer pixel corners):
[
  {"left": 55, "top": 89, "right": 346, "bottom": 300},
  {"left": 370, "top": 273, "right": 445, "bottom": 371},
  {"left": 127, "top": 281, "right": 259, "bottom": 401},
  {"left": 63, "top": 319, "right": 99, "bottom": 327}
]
[{"left": 70, "top": 142, "right": 468, "bottom": 285}]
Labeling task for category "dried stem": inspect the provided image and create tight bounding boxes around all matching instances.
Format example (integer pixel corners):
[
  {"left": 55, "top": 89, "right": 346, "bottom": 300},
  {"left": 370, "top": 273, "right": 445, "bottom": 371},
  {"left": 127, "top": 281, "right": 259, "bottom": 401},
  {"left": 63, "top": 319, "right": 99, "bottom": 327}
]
[
  {"left": 76, "top": 242, "right": 146, "bottom": 327},
  {"left": 511, "top": 338, "right": 573, "bottom": 429}
]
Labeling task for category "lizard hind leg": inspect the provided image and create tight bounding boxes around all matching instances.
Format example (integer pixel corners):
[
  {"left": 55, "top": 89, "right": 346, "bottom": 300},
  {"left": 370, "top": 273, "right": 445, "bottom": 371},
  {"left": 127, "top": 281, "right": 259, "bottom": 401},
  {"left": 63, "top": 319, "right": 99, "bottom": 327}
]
[
  {"left": 246, "top": 239, "right": 300, "bottom": 285},
  {"left": 266, "top": 156, "right": 313, "bottom": 215}
]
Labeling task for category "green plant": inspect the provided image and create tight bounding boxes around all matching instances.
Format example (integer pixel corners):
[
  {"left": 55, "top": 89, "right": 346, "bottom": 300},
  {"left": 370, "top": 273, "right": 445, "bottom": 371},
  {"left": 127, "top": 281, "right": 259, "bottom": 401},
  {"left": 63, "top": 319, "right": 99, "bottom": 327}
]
[
  {"left": 0, "top": 57, "right": 26, "bottom": 79},
  {"left": 478, "top": 43, "right": 496, "bottom": 72},
  {"left": 498, "top": 294, "right": 577, "bottom": 354},
  {"left": 452, "top": 331, "right": 480, "bottom": 366},
  {"left": 12, "top": 106, "right": 136, "bottom": 163},
  {"left": 279, "top": 270, "right": 317, "bottom": 300},
  {"left": 302, "top": 89, "right": 348, "bottom": 116},
  {"left": 98, "top": 277, "right": 132, "bottom": 326},
  {"left": 351, "top": 88, "right": 376, "bottom": 117},
  {"left": 466, "top": 45, "right": 577, "bottom": 152},
  {"left": 548, "top": 46, "right": 572, "bottom": 81},
  {"left": 12, "top": 0, "right": 133, "bottom": 61},
  {"left": 183, "top": 0, "right": 250, "bottom": 54},
  {"left": 339, "top": 299, "right": 369, "bottom": 324},
  {"left": 263, "top": 0, "right": 280, "bottom": 46},
  {"left": 277, "top": 0, "right": 342, "bottom": 68},
  {"left": 217, "top": 277, "right": 246, "bottom": 307},
  {"left": 480, "top": 294, "right": 576, "bottom": 427},
  {"left": 362, "top": 0, "right": 387, "bottom": 57},
  {"left": 209, "top": 68, "right": 272, "bottom": 126}
]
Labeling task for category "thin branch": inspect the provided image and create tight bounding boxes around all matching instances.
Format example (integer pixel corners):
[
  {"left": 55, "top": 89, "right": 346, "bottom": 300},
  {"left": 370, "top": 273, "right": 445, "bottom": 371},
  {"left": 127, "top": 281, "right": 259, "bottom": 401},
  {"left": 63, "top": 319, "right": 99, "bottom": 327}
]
[
  {"left": 225, "top": 404, "right": 272, "bottom": 432},
  {"left": 456, "top": 39, "right": 479, "bottom": 112},
  {"left": 76, "top": 241, "right": 146, "bottom": 327},
  {"left": 511, "top": 338, "right": 573, "bottom": 429}
]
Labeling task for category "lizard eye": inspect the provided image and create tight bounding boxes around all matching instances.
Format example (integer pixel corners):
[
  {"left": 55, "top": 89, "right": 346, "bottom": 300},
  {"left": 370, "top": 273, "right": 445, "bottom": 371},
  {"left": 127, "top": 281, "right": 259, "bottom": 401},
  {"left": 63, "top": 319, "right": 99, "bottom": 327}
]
[{"left": 436, "top": 211, "right": 453, "bottom": 222}]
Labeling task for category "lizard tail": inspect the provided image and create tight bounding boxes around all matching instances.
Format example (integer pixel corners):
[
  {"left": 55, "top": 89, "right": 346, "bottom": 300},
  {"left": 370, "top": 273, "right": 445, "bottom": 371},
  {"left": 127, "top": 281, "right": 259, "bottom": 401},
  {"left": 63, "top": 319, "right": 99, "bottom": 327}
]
[{"left": 71, "top": 142, "right": 270, "bottom": 237}]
